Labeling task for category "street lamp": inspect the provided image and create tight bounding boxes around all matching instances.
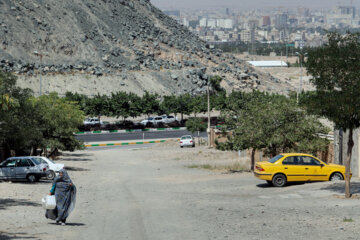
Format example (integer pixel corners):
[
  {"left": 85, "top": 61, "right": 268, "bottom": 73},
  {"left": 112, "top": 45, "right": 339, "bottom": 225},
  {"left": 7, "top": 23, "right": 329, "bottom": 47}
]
[
  {"left": 33, "top": 51, "right": 48, "bottom": 96},
  {"left": 295, "top": 51, "right": 307, "bottom": 104}
]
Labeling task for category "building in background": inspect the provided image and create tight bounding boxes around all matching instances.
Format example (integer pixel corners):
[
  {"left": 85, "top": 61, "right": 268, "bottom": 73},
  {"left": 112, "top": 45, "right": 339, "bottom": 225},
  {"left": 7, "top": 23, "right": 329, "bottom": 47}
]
[
  {"left": 263, "top": 16, "right": 271, "bottom": 26},
  {"left": 275, "top": 13, "right": 288, "bottom": 29}
]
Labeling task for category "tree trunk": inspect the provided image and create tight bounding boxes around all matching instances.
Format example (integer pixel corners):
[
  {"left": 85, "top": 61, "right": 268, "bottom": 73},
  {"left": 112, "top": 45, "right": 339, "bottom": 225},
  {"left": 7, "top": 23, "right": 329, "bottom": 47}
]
[
  {"left": 251, "top": 148, "right": 256, "bottom": 171},
  {"left": 345, "top": 128, "right": 354, "bottom": 198},
  {"left": 197, "top": 130, "right": 200, "bottom": 145}
]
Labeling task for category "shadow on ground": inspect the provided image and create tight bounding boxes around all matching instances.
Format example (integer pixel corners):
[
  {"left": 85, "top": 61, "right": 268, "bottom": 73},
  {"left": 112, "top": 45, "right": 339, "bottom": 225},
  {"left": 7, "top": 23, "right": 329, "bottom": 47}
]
[
  {"left": 0, "top": 198, "right": 41, "bottom": 210},
  {"left": 257, "top": 182, "right": 306, "bottom": 188},
  {"left": 48, "top": 222, "right": 85, "bottom": 226},
  {"left": 320, "top": 182, "right": 360, "bottom": 194},
  {"left": 65, "top": 166, "right": 89, "bottom": 172},
  {"left": 0, "top": 232, "right": 37, "bottom": 239}
]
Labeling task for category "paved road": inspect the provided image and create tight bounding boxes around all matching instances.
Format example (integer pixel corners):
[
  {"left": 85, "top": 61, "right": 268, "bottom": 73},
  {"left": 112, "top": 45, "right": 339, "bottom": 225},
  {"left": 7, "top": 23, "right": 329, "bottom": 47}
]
[{"left": 75, "top": 130, "right": 207, "bottom": 142}]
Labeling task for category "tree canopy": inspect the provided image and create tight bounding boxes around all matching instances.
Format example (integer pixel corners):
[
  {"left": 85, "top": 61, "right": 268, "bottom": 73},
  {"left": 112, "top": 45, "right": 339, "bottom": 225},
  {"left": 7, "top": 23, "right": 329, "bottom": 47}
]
[{"left": 304, "top": 32, "right": 360, "bottom": 198}]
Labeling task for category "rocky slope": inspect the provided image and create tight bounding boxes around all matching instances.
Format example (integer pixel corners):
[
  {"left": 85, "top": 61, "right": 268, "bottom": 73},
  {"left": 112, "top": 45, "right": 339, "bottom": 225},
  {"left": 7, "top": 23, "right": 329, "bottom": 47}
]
[{"left": 0, "top": 0, "right": 291, "bottom": 96}]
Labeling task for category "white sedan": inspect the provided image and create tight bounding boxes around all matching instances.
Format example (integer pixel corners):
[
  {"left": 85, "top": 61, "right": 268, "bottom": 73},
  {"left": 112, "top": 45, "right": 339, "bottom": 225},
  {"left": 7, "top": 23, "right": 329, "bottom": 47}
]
[
  {"left": 180, "top": 135, "right": 195, "bottom": 148},
  {"left": 33, "top": 156, "right": 65, "bottom": 180}
]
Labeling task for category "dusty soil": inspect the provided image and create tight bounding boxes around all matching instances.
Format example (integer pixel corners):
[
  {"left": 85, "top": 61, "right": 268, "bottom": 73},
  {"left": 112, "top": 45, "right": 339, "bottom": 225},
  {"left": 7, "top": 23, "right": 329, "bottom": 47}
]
[{"left": 1, "top": 142, "right": 360, "bottom": 240}]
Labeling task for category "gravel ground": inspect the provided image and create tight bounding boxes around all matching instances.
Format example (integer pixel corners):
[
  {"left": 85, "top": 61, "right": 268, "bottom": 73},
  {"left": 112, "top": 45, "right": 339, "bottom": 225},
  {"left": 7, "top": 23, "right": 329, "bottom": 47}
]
[{"left": 1, "top": 142, "right": 360, "bottom": 240}]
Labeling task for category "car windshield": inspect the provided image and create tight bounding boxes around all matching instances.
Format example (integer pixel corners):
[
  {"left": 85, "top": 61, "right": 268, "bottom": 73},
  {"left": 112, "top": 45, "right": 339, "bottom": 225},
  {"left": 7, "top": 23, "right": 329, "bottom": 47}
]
[
  {"left": 45, "top": 158, "right": 55, "bottom": 164},
  {"left": 268, "top": 155, "right": 283, "bottom": 163}
]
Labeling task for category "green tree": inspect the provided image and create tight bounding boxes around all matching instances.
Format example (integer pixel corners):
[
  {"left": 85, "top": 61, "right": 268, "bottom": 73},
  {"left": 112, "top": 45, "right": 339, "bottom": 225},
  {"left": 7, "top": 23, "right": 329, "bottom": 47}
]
[
  {"left": 128, "top": 92, "right": 142, "bottom": 119},
  {"left": 109, "top": 91, "right": 130, "bottom": 120},
  {"left": 31, "top": 93, "right": 85, "bottom": 155},
  {"left": 189, "top": 94, "right": 207, "bottom": 117},
  {"left": 177, "top": 93, "right": 192, "bottom": 121},
  {"left": 304, "top": 32, "right": 360, "bottom": 198},
  {"left": 85, "top": 94, "right": 110, "bottom": 121},
  {"left": 161, "top": 95, "right": 180, "bottom": 118},
  {"left": 141, "top": 91, "right": 160, "bottom": 117},
  {"left": 221, "top": 91, "right": 329, "bottom": 171},
  {"left": 186, "top": 118, "right": 207, "bottom": 145},
  {"left": 64, "top": 92, "right": 88, "bottom": 112}
]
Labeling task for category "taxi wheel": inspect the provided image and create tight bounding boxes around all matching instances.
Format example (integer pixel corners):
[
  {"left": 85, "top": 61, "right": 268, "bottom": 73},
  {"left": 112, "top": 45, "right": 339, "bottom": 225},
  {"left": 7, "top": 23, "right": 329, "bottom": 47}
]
[
  {"left": 330, "top": 172, "right": 343, "bottom": 181},
  {"left": 272, "top": 174, "right": 287, "bottom": 187}
]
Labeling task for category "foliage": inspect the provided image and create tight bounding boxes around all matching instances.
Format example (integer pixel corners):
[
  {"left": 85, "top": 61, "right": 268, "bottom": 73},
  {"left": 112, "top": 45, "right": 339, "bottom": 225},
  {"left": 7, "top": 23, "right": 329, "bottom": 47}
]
[
  {"left": 30, "top": 93, "right": 85, "bottom": 152},
  {"left": 219, "top": 91, "right": 330, "bottom": 170},
  {"left": 304, "top": 32, "right": 360, "bottom": 198},
  {"left": 0, "top": 72, "right": 85, "bottom": 157},
  {"left": 85, "top": 94, "right": 110, "bottom": 119},
  {"left": 141, "top": 91, "right": 160, "bottom": 117},
  {"left": 186, "top": 118, "right": 207, "bottom": 133}
]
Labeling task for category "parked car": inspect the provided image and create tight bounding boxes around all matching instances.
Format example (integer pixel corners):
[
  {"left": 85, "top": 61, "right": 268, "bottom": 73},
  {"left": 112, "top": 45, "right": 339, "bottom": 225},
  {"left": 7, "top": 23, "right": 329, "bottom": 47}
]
[
  {"left": 84, "top": 117, "right": 103, "bottom": 125},
  {"left": 180, "top": 135, "right": 195, "bottom": 148},
  {"left": 0, "top": 157, "right": 49, "bottom": 182},
  {"left": 154, "top": 116, "right": 166, "bottom": 124},
  {"left": 32, "top": 156, "right": 65, "bottom": 180},
  {"left": 140, "top": 117, "right": 155, "bottom": 126},
  {"left": 254, "top": 153, "right": 349, "bottom": 187},
  {"left": 165, "top": 115, "right": 178, "bottom": 123}
]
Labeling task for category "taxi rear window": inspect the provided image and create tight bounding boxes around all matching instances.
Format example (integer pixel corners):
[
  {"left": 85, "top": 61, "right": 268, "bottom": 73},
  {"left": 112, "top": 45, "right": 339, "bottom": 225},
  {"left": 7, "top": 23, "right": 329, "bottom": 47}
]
[{"left": 268, "top": 155, "right": 283, "bottom": 163}]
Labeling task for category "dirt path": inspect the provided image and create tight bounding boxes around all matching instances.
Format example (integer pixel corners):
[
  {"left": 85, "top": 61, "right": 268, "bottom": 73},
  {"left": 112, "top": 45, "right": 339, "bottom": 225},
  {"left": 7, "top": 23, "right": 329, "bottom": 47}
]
[{"left": 1, "top": 144, "right": 360, "bottom": 240}]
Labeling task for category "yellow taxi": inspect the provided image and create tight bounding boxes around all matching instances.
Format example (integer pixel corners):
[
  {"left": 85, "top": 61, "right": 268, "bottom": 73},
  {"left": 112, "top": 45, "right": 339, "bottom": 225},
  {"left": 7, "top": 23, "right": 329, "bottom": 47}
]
[{"left": 254, "top": 153, "right": 347, "bottom": 187}]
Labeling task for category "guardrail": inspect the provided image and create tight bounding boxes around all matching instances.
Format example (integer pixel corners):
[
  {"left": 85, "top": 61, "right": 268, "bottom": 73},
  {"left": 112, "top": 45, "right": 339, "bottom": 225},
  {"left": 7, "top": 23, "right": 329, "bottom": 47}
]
[
  {"left": 76, "top": 127, "right": 187, "bottom": 135},
  {"left": 84, "top": 139, "right": 168, "bottom": 148}
]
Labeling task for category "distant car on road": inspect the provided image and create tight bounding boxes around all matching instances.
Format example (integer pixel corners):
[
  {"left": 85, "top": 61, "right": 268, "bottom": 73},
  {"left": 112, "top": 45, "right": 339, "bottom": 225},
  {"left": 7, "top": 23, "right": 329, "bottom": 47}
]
[
  {"left": 254, "top": 153, "right": 348, "bottom": 187},
  {"left": 140, "top": 117, "right": 156, "bottom": 126},
  {"left": 84, "top": 117, "right": 103, "bottom": 125},
  {"left": 180, "top": 135, "right": 195, "bottom": 148},
  {"left": 32, "top": 156, "right": 65, "bottom": 180},
  {"left": 0, "top": 157, "right": 49, "bottom": 182}
]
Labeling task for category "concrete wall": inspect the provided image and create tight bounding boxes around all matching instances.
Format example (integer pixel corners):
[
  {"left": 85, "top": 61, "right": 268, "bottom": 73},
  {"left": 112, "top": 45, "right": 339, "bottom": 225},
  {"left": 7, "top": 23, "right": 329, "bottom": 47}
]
[{"left": 334, "top": 128, "right": 360, "bottom": 177}]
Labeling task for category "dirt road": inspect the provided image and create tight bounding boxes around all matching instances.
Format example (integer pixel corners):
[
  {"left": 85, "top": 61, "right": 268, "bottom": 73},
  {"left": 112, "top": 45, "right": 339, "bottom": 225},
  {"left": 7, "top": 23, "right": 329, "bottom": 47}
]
[{"left": 1, "top": 143, "right": 360, "bottom": 240}]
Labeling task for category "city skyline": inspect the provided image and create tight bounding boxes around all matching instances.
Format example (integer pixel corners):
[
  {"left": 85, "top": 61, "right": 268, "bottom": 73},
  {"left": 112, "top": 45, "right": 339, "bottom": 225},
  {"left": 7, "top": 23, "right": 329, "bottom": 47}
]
[{"left": 150, "top": 0, "right": 358, "bottom": 10}]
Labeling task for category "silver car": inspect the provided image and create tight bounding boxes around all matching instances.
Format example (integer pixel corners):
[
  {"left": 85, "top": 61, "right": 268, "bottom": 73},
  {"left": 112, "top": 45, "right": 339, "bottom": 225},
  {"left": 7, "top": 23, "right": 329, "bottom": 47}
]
[
  {"left": 180, "top": 135, "right": 195, "bottom": 148},
  {"left": 0, "top": 157, "right": 48, "bottom": 182}
]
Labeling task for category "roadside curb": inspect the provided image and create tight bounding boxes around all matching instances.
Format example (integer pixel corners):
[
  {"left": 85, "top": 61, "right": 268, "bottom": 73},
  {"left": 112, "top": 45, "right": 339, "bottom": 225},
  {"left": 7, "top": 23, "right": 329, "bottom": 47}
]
[
  {"left": 76, "top": 127, "right": 187, "bottom": 135},
  {"left": 84, "top": 139, "right": 173, "bottom": 148}
]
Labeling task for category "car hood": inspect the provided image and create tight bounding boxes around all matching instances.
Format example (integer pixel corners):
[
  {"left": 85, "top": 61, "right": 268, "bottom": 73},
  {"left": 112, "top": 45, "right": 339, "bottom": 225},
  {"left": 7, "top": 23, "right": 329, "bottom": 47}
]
[{"left": 327, "top": 163, "right": 345, "bottom": 169}]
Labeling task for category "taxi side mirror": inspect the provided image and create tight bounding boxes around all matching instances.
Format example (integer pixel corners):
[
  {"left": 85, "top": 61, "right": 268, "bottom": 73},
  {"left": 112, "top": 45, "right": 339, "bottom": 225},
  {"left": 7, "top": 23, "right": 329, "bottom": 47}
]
[{"left": 320, "top": 164, "right": 325, "bottom": 167}]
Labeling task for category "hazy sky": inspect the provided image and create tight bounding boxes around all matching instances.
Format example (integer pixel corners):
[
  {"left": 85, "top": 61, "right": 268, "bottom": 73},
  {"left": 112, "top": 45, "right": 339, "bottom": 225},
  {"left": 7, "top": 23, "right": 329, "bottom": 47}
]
[{"left": 150, "top": 0, "right": 358, "bottom": 10}]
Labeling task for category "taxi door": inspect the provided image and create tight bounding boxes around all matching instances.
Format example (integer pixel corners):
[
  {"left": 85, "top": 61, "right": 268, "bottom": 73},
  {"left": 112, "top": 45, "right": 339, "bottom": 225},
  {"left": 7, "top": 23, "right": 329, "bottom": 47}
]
[
  {"left": 300, "top": 156, "right": 329, "bottom": 181},
  {"left": 281, "top": 156, "right": 307, "bottom": 181}
]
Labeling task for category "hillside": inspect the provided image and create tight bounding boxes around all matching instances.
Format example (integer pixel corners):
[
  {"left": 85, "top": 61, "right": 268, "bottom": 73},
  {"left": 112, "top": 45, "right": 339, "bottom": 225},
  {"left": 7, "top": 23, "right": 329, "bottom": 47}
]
[{"left": 0, "top": 0, "right": 292, "bottom": 95}]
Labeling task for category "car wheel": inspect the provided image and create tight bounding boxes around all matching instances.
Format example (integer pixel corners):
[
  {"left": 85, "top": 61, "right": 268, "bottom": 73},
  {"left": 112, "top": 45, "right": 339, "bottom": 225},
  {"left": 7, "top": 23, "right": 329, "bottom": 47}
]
[
  {"left": 47, "top": 170, "right": 55, "bottom": 180},
  {"left": 27, "top": 174, "right": 37, "bottom": 183},
  {"left": 192, "top": 144, "right": 195, "bottom": 148},
  {"left": 266, "top": 180, "right": 273, "bottom": 186},
  {"left": 272, "top": 174, "right": 287, "bottom": 187},
  {"left": 330, "top": 172, "right": 344, "bottom": 181}
]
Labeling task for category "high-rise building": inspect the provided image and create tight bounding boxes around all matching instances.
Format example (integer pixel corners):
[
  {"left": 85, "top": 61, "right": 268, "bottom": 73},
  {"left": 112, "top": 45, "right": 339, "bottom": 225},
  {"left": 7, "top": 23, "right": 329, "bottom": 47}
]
[
  {"left": 199, "top": 18, "right": 207, "bottom": 27},
  {"left": 338, "top": 6, "right": 356, "bottom": 19},
  {"left": 207, "top": 19, "right": 216, "bottom": 28},
  {"left": 275, "top": 13, "right": 288, "bottom": 29},
  {"left": 226, "top": 8, "right": 230, "bottom": 15},
  {"left": 263, "top": 16, "right": 271, "bottom": 26}
]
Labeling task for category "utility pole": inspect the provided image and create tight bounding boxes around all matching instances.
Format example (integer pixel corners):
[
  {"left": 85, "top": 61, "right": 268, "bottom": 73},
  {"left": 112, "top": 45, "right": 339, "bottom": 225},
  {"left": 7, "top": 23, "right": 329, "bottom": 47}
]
[
  {"left": 207, "top": 80, "right": 211, "bottom": 147},
  {"left": 34, "top": 51, "right": 45, "bottom": 96}
]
